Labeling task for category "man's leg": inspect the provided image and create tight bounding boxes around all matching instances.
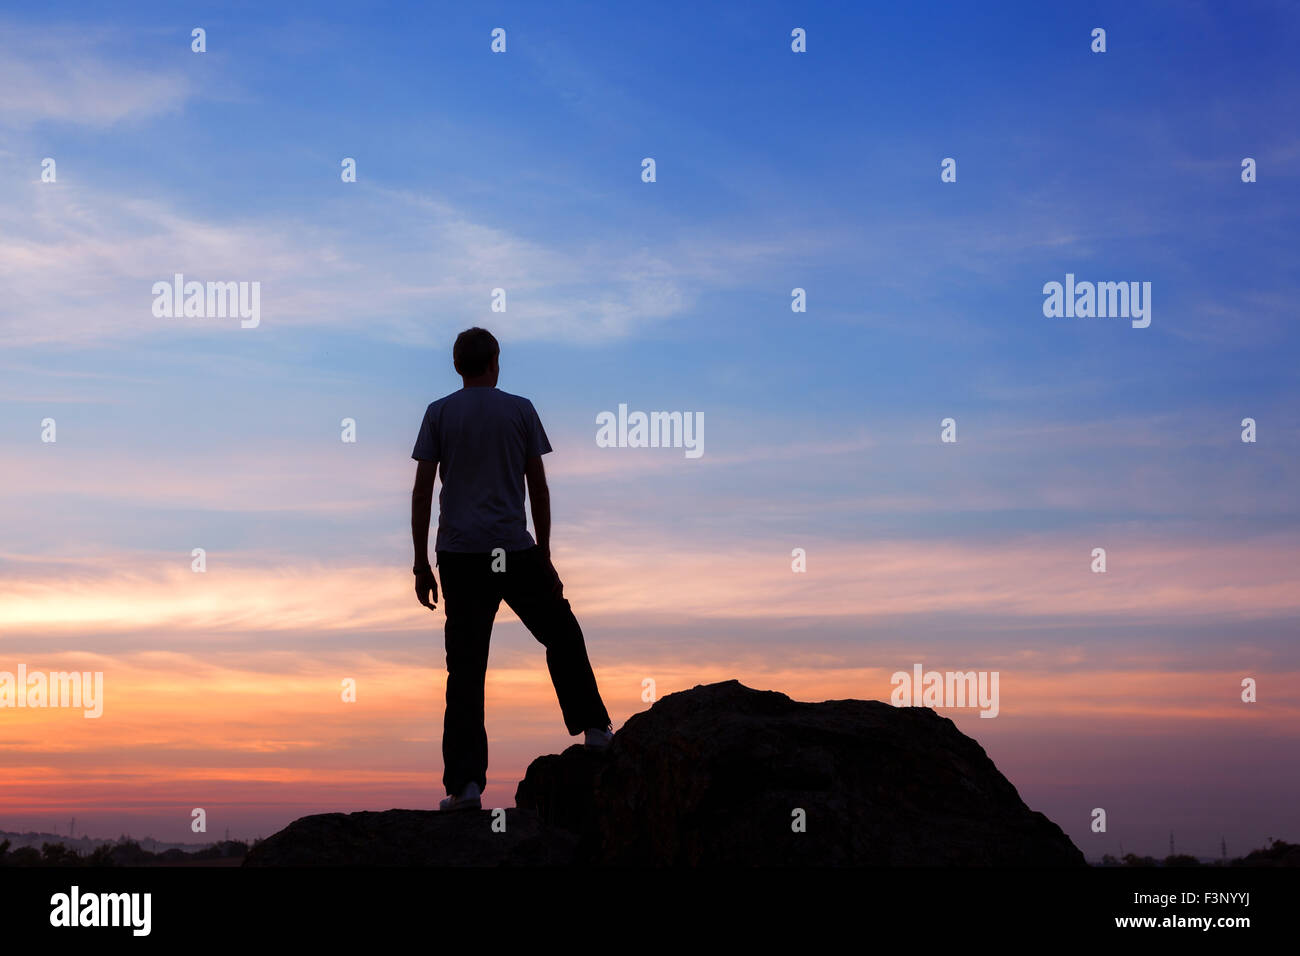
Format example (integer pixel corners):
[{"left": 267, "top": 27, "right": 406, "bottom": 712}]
[
  {"left": 502, "top": 546, "right": 611, "bottom": 735},
  {"left": 437, "top": 551, "right": 501, "bottom": 796}
]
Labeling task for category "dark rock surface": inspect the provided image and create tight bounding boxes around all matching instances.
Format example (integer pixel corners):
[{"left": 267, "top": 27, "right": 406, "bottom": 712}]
[
  {"left": 243, "top": 808, "right": 575, "bottom": 866},
  {"left": 246, "top": 680, "right": 1084, "bottom": 866},
  {"left": 517, "top": 680, "right": 1085, "bottom": 866}
]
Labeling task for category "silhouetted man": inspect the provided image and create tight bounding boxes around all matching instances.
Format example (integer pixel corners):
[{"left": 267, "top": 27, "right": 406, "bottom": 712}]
[{"left": 411, "top": 327, "right": 613, "bottom": 811}]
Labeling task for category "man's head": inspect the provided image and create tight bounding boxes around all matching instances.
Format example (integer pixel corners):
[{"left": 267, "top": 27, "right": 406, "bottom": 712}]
[{"left": 453, "top": 327, "right": 500, "bottom": 386}]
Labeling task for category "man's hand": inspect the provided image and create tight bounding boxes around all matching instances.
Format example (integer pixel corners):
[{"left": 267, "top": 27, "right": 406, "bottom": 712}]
[
  {"left": 537, "top": 547, "right": 564, "bottom": 598},
  {"left": 415, "top": 566, "right": 439, "bottom": 610}
]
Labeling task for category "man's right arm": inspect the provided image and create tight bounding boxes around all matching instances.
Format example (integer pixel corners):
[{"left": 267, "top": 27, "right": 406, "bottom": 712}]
[{"left": 411, "top": 458, "right": 438, "bottom": 610}]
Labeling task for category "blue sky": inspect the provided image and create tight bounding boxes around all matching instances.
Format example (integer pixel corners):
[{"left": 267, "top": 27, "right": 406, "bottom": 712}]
[
  {"left": 4, "top": 1, "right": 1296, "bottom": 560},
  {"left": 1, "top": 1, "right": 1298, "bottom": 856}
]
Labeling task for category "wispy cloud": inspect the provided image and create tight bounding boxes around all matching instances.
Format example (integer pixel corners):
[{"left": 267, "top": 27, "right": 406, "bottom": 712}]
[
  {"left": 0, "top": 25, "right": 194, "bottom": 128},
  {"left": 0, "top": 177, "right": 762, "bottom": 346},
  {"left": 3, "top": 529, "right": 1298, "bottom": 642}
]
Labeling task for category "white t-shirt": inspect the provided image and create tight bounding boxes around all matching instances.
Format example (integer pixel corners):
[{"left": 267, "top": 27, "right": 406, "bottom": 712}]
[{"left": 411, "top": 387, "right": 552, "bottom": 553}]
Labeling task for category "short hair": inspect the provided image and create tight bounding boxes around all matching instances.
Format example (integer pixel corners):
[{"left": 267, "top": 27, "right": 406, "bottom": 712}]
[{"left": 452, "top": 327, "right": 500, "bottom": 377}]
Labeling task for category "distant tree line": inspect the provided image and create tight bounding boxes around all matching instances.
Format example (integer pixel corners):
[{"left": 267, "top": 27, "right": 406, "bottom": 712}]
[
  {"left": 1097, "top": 839, "right": 1299, "bottom": 867},
  {"left": 0, "top": 836, "right": 254, "bottom": 866},
  {"left": 4, "top": 834, "right": 1295, "bottom": 867}
]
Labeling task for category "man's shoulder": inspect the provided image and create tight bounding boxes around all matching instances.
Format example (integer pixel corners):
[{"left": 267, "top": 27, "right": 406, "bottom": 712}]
[
  {"left": 425, "top": 388, "right": 538, "bottom": 418},
  {"left": 495, "top": 389, "right": 537, "bottom": 411},
  {"left": 425, "top": 391, "right": 462, "bottom": 414}
]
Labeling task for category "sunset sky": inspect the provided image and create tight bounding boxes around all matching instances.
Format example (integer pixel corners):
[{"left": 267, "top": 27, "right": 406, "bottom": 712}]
[{"left": 2, "top": 1, "right": 1298, "bottom": 859}]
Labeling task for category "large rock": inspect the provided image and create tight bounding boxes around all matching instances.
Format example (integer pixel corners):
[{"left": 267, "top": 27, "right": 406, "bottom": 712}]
[
  {"left": 516, "top": 680, "right": 1084, "bottom": 865},
  {"left": 245, "top": 680, "right": 1084, "bottom": 866},
  {"left": 243, "top": 808, "right": 575, "bottom": 866}
]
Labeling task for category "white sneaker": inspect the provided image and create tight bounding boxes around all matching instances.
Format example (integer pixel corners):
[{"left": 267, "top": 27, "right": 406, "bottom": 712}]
[
  {"left": 584, "top": 727, "right": 614, "bottom": 750},
  {"left": 439, "top": 781, "right": 482, "bottom": 811}
]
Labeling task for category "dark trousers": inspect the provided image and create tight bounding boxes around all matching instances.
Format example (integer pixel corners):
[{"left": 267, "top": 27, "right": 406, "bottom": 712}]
[{"left": 436, "top": 545, "right": 611, "bottom": 795}]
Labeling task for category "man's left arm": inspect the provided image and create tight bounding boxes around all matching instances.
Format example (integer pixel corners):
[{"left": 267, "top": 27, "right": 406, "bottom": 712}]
[{"left": 411, "top": 458, "right": 438, "bottom": 609}]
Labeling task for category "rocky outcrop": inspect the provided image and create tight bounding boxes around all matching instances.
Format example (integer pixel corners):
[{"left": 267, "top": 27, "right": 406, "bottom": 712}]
[
  {"left": 246, "top": 680, "right": 1084, "bottom": 866},
  {"left": 243, "top": 808, "right": 575, "bottom": 866},
  {"left": 517, "top": 680, "right": 1083, "bottom": 865}
]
